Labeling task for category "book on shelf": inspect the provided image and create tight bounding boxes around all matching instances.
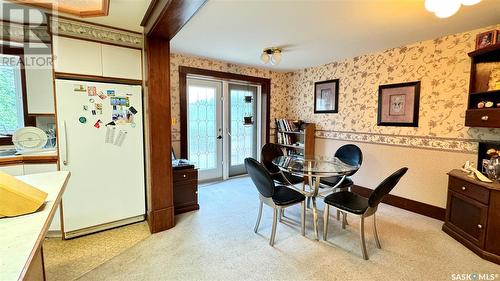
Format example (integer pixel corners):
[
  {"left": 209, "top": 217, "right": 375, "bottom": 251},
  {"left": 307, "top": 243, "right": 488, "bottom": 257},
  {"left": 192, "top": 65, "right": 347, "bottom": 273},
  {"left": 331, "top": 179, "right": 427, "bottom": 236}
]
[{"left": 275, "top": 118, "right": 299, "bottom": 132}]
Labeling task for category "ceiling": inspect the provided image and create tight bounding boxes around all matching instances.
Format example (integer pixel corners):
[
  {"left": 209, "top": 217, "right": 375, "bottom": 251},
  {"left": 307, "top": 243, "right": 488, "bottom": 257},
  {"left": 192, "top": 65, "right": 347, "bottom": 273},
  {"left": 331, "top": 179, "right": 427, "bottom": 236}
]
[
  {"left": 10, "top": 0, "right": 108, "bottom": 17},
  {"left": 171, "top": 0, "right": 500, "bottom": 71}
]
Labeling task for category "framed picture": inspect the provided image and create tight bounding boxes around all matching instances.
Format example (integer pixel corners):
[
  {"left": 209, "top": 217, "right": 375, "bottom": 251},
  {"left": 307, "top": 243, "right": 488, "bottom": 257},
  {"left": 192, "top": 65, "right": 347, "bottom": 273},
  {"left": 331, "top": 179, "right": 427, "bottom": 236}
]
[
  {"left": 476, "top": 30, "right": 497, "bottom": 50},
  {"left": 377, "top": 81, "right": 420, "bottom": 127},
  {"left": 314, "top": 79, "right": 339, "bottom": 113}
]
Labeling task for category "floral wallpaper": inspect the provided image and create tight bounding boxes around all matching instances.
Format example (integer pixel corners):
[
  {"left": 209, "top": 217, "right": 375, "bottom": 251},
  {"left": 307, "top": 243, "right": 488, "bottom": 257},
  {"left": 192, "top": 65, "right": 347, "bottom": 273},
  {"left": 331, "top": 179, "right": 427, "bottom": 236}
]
[
  {"left": 170, "top": 53, "right": 289, "bottom": 143},
  {"left": 281, "top": 24, "right": 500, "bottom": 153},
  {"left": 171, "top": 24, "right": 500, "bottom": 153}
]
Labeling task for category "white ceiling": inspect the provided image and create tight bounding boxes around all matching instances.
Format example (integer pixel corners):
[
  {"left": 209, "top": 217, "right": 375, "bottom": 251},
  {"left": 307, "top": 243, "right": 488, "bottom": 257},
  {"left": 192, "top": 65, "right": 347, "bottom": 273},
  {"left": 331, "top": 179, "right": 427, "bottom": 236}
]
[
  {"left": 75, "top": 0, "right": 151, "bottom": 32},
  {"left": 171, "top": 0, "right": 500, "bottom": 71}
]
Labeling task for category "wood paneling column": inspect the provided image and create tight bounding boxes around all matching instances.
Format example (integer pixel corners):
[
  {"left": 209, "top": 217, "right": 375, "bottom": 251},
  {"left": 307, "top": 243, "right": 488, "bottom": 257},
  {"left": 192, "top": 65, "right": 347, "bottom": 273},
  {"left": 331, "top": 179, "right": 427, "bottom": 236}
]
[
  {"left": 145, "top": 37, "right": 174, "bottom": 233},
  {"left": 142, "top": 0, "right": 207, "bottom": 234}
]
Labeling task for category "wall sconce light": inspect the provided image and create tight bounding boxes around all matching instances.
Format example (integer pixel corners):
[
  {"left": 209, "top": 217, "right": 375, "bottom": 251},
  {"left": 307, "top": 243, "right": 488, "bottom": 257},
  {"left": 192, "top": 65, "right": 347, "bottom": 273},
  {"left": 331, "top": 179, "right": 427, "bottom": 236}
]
[
  {"left": 260, "top": 47, "right": 282, "bottom": 65},
  {"left": 425, "top": 0, "right": 481, "bottom": 18}
]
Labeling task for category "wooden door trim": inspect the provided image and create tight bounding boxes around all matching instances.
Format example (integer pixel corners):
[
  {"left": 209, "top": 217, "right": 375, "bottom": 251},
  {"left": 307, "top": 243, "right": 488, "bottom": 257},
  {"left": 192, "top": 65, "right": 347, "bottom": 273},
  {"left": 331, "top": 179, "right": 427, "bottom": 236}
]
[{"left": 179, "top": 66, "right": 271, "bottom": 158}]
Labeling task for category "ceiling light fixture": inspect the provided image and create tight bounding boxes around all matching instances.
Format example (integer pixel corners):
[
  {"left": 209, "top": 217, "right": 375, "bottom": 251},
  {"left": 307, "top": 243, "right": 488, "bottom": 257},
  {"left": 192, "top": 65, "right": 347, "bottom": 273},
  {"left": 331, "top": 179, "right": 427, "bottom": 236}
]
[
  {"left": 261, "top": 48, "right": 282, "bottom": 65},
  {"left": 425, "top": 0, "right": 482, "bottom": 18}
]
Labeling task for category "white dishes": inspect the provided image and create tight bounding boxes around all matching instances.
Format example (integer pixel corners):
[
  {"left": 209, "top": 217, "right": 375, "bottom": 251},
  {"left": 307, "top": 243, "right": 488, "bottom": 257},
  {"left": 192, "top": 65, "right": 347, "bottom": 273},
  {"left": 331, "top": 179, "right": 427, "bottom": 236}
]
[{"left": 12, "top": 127, "right": 48, "bottom": 152}]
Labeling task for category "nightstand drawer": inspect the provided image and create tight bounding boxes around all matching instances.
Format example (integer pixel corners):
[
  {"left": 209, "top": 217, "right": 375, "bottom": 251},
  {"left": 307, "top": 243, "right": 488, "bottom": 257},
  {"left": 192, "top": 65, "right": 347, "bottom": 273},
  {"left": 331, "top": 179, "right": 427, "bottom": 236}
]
[
  {"left": 173, "top": 169, "right": 198, "bottom": 183},
  {"left": 449, "top": 176, "right": 490, "bottom": 205}
]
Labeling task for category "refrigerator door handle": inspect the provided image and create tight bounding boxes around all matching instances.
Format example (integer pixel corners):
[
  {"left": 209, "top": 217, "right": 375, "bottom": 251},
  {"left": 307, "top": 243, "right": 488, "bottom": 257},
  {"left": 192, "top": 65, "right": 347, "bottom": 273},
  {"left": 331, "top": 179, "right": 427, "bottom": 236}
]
[{"left": 61, "top": 121, "right": 69, "bottom": 166}]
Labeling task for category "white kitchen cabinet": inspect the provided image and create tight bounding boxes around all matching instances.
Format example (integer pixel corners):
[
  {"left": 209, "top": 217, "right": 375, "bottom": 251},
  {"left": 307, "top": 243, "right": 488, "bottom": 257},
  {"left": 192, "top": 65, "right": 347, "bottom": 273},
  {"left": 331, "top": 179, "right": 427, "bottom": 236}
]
[
  {"left": 101, "top": 44, "right": 142, "bottom": 80},
  {"left": 25, "top": 66, "right": 55, "bottom": 114},
  {"left": 23, "top": 163, "right": 58, "bottom": 175},
  {"left": 52, "top": 36, "right": 143, "bottom": 80},
  {"left": 0, "top": 165, "right": 24, "bottom": 176},
  {"left": 53, "top": 37, "right": 103, "bottom": 76}
]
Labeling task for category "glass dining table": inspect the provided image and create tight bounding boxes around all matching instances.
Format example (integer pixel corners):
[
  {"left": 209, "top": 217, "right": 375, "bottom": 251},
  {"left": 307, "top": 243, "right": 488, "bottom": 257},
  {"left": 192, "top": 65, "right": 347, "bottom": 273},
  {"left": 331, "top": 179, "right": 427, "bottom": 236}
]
[{"left": 272, "top": 155, "right": 360, "bottom": 240}]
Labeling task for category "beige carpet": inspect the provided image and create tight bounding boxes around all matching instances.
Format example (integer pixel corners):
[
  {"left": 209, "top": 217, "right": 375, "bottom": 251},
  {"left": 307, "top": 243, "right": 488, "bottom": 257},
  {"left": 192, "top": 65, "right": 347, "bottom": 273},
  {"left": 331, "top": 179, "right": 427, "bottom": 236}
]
[{"left": 50, "top": 177, "right": 498, "bottom": 280}]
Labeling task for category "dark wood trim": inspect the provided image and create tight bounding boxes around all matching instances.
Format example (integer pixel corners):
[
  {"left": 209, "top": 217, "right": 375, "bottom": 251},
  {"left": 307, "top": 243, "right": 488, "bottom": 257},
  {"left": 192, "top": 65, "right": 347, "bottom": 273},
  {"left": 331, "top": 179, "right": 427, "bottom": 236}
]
[
  {"left": 143, "top": 0, "right": 206, "bottom": 234},
  {"left": 351, "top": 185, "right": 446, "bottom": 221},
  {"left": 0, "top": 155, "right": 58, "bottom": 166},
  {"left": 54, "top": 72, "right": 143, "bottom": 85},
  {"left": 145, "top": 37, "right": 174, "bottom": 233},
  {"left": 141, "top": 0, "right": 207, "bottom": 39},
  {"left": 178, "top": 66, "right": 271, "bottom": 158}
]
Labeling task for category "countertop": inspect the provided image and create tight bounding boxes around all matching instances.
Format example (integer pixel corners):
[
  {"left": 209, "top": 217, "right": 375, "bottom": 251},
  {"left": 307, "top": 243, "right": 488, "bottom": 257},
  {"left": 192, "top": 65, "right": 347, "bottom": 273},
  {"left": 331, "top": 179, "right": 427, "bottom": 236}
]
[
  {"left": 0, "top": 150, "right": 58, "bottom": 165},
  {"left": 0, "top": 171, "right": 70, "bottom": 281}
]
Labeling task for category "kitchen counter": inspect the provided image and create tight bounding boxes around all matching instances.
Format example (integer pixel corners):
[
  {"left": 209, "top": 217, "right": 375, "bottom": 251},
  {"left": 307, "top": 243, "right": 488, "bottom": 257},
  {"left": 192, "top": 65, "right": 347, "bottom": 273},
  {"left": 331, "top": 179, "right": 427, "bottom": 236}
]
[
  {"left": 0, "top": 150, "right": 58, "bottom": 166},
  {"left": 0, "top": 171, "right": 70, "bottom": 281}
]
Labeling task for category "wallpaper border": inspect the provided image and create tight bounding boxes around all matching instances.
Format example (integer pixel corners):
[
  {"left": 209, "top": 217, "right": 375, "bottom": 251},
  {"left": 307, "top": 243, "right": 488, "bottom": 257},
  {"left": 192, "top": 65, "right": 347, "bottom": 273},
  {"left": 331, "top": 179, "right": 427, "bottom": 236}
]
[{"left": 315, "top": 130, "right": 478, "bottom": 154}]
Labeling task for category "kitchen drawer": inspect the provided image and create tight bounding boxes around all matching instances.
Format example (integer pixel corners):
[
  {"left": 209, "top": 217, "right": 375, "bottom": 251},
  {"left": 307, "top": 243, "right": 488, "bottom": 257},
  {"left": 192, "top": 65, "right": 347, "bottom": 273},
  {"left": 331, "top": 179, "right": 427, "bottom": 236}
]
[
  {"left": 465, "top": 109, "right": 500, "bottom": 128},
  {"left": 173, "top": 169, "right": 198, "bottom": 183},
  {"left": 173, "top": 181, "right": 198, "bottom": 207},
  {"left": 449, "top": 176, "right": 489, "bottom": 205}
]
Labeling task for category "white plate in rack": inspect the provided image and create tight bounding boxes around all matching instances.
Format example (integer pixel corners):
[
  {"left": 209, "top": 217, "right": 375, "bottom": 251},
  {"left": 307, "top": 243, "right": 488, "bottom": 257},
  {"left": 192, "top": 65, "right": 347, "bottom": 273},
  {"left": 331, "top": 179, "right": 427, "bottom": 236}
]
[{"left": 12, "top": 127, "right": 48, "bottom": 152}]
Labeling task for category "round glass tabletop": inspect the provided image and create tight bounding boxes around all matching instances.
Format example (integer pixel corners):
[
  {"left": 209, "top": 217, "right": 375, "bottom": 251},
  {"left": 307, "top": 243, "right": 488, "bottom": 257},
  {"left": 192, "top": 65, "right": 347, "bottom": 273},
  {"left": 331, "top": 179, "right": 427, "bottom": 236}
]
[{"left": 272, "top": 155, "right": 359, "bottom": 176}]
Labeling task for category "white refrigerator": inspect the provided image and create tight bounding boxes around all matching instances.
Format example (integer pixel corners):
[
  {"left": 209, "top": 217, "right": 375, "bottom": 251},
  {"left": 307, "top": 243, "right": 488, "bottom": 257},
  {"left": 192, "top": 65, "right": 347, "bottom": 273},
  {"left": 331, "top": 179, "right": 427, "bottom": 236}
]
[{"left": 55, "top": 79, "right": 145, "bottom": 238}]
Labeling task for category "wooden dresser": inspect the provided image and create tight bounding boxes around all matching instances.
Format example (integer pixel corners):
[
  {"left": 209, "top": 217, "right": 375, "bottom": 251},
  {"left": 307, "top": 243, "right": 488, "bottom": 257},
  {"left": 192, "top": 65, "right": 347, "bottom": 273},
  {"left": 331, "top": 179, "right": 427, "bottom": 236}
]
[
  {"left": 443, "top": 169, "right": 500, "bottom": 264},
  {"left": 172, "top": 165, "right": 199, "bottom": 215}
]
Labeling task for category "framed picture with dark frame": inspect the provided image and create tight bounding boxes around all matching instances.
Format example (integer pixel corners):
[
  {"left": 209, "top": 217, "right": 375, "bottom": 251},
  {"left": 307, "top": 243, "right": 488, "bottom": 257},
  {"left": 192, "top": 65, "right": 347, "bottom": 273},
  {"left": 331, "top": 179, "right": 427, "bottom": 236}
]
[
  {"left": 377, "top": 81, "right": 420, "bottom": 127},
  {"left": 314, "top": 79, "right": 339, "bottom": 114}
]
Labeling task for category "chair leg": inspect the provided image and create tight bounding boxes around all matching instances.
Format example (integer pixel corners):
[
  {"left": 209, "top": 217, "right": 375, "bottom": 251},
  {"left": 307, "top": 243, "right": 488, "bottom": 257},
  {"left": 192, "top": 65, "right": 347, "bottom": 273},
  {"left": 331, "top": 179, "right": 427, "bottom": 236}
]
[
  {"left": 279, "top": 209, "right": 283, "bottom": 222},
  {"left": 312, "top": 197, "right": 319, "bottom": 240},
  {"left": 270, "top": 208, "right": 278, "bottom": 246},
  {"left": 323, "top": 204, "right": 329, "bottom": 241},
  {"left": 341, "top": 212, "right": 347, "bottom": 229},
  {"left": 336, "top": 209, "right": 340, "bottom": 221},
  {"left": 360, "top": 216, "right": 368, "bottom": 260},
  {"left": 254, "top": 200, "right": 263, "bottom": 233},
  {"left": 373, "top": 213, "right": 381, "bottom": 249},
  {"left": 306, "top": 196, "right": 311, "bottom": 209},
  {"left": 301, "top": 201, "right": 306, "bottom": 236}
]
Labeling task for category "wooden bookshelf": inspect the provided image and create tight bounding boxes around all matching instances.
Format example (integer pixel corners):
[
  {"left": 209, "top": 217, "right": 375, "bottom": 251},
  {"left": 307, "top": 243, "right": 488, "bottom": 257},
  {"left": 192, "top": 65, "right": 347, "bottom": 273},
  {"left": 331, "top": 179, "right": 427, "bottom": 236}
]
[{"left": 274, "top": 119, "right": 315, "bottom": 158}]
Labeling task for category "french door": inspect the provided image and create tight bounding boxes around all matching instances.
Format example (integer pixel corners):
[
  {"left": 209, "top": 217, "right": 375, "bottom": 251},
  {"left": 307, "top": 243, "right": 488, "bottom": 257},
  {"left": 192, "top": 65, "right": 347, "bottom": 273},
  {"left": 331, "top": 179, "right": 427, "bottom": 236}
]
[{"left": 187, "top": 78, "right": 259, "bottom": 182}]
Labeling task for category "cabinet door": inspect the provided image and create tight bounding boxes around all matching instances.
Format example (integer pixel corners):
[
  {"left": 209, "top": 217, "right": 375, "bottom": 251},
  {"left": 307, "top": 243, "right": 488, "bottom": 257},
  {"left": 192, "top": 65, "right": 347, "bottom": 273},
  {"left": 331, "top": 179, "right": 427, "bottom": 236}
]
[
  {"left": 446, "top": 190, "right": 488, "bottom": 247},
  {"left": 53, "top": 37, "right": 103, "bottom": 76},
  {"left": 25, "top": 58, "right": 55, "bottom": 114},
  {"left": 23, "top": 163, "right": 58, "bottom": 175},
  {"left": 0, "top": 165, "right": 24, "bottom": 176},
  {"left": 101, "top": 44, "right": 142, "bottom": 80}
]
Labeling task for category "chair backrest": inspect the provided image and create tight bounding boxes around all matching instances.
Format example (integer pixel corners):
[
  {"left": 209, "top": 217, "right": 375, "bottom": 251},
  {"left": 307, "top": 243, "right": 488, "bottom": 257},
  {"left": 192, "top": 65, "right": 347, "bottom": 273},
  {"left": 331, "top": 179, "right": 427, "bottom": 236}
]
[
  {"left": 368, "top": 167, "right": 408, "bottom": 208},
  {"left": 260, "top": 143, "right": 284, "bottom": 174},
  {"left": 335, "top": 144, "right": 363, "bottom": 176},
  {"left": 245, "top": 157, "right": 275, "bottom": 198}
]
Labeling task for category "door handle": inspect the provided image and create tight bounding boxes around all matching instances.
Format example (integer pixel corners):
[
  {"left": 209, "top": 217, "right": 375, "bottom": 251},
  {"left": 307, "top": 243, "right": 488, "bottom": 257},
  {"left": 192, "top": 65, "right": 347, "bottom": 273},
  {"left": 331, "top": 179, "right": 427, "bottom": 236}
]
[
  {"left": 61, "top": 121, "right": 69, "bottom": 166},
  {"left": 217, "top": 135, "right": 222, "bottom": 140}
]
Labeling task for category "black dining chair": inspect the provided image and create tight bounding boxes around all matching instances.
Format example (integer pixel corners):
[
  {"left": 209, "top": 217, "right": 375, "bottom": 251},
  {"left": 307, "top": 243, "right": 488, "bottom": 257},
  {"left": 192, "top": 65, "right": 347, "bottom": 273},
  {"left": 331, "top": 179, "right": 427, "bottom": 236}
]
[
  {"left": 320, "top": 144, "right": 363, "bottom": 191},
  {"left": 323, "top": 167, "right": 408, "bottom": 260},
  {"left": 245, "top": 157, "right": 306, "bottom": 246},
  {"left": 261, "top": 143, "right": 304, "bottom": 186}
]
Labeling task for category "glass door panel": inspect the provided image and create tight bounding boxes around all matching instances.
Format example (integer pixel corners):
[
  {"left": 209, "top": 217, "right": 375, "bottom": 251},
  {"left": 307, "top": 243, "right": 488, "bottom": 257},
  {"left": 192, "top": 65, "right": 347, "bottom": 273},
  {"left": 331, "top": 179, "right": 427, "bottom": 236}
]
[
  {"left": 187, "top": 78, "right": 223, "bottom": 181},
  {"left": 228, "top": 83, "right": 258, "bottom": 176}
]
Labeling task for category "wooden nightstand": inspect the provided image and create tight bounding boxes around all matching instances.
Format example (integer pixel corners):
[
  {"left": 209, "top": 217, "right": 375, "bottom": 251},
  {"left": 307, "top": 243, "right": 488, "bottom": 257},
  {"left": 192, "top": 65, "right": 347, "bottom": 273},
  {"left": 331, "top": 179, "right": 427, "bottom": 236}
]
[
  {"left": 172, "top": 165, "right": 199, "bottom": 215},
  {"left": 443, "top": 169, "right": 500, "bottom": 265}
]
